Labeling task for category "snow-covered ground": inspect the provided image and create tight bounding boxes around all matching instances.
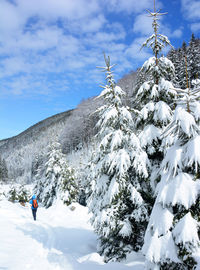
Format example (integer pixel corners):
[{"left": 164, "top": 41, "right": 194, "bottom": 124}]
[{"left": 0, "top": 198, "right": 145, "bottom": 270}]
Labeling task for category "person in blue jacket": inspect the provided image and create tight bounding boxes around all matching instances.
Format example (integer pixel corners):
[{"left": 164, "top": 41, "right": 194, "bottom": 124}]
[{"left": 29, "top": 195, "right": 38, "bottom": 221}]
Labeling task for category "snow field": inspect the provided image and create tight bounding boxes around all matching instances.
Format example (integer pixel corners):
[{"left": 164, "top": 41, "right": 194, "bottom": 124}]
[{"left": 0, "top": 199, "right": 145, "bottom": 270}]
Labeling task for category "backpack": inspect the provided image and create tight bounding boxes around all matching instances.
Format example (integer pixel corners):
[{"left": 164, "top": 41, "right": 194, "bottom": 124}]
[{"left": 32, "top": 199, "right": 38, "bottom": 208}]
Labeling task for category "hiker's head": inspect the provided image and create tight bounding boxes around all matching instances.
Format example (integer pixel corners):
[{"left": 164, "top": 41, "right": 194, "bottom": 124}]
[{"left": 32, "top": 195, "right": 36, "bottom": 199}]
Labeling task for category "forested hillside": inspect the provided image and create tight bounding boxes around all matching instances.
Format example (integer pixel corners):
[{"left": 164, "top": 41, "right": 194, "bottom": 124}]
[{"left": 0, "top": 110, "right": 73, "bottom": 183}]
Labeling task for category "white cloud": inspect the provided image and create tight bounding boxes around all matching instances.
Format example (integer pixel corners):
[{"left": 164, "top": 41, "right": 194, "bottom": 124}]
[
  {"left": 15, "top": 0, "right": 100, "bottom": 20},
  {"left": 191, "top": 22, "right": 200, "bottom": 32},
  {"left": 0, "top": 0, "right": 26, "bottom": 35},
  {"left": 181, "top": 0, "right": 200, "bottom": 33},
  {"left": 0, "top": 73, "right": 70, "bottom": 97},
  {"left": 71, "top": 15, "right": 106, "bottom": 33},
  {"left": 133, "top": 12, "right": 182, "bottom": 40},
  {"left": 19, "top": 27, "right": 62, "bottom": 51},
  {"left": 169, "top": 29, "right": 183, "bottom": 38},
  {"left": 181, "top": 0, "right": 200, "bottom": 20},
  {"left": 103, "top": 0, "right": 162, "bottom": 14},
  {"left": 125, "top": 37, "right": 152, "bottom": 61},
  {"left": 0, "top": 0, "right": 169, "bottom": 98},
  {"left": 0, "top": 57, "right": 30, "bottom": 77},
  {"left": 8, "top": 76, "right": 31, "bottom": 95},
  {"left": 133, "top": 14, "right": 153, "bottom": 35},
  {"left": 160, "top": 24, "right": 183, "bottom": 39},
  {"left": 90, "top": 31, "right": 125, "bottom": 44}
]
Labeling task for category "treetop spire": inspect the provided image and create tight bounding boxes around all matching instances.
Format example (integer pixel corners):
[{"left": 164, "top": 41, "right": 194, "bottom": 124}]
[
  {"left": 142, "top": 0, "right": 172, "bottom": 84},
  {"left": 146, "top": 0, "right": 167, "bottom": 38}
]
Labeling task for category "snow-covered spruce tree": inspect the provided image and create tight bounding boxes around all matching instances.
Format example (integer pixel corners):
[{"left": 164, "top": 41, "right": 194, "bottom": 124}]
[
  {"left": 187, "top": 34, "right": 200, "bottom": 82},
  {"left": 88, "top": 55, "right": 149, "bottom": 262},
  {"left": 81, "top": 144, "right": 97, "bottom": 206},
  {"left": 192, "top": 79, "right": 200, "bottom": 124},
  {"left": 167, "top": 48, "right": 184, "bottom": 88},
  {"left": 134, "top": 6, "right": 176, "bottom": 191},
  {"left": 0, "top": 157, "right": 8, "bottom": 183},
  {"left": 34, "top": 142, "right": 78, "bottom": 208},
  {"left": 143, "top": 86, "right": 200, "bottom": 270},
  {"left": 58, "top": 162, "right": 78, "bottom": 206},
  {"left": 178, "top": 41, "right": 188, "bottom": 89},
  {"left": 7, "top": 184, "right": 18, "bottom": 202},
  {"left": 18, "top": 184, "right": 31, "bottom": 203}
]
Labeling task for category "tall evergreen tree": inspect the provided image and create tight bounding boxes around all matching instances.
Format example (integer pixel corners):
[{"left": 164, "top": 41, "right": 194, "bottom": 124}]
[
  {"left": 58, "top": 162, "right": 78, "bottom": 206},
  {"left": 143, "top": 86, "right": 200, "bottom": 270},
  {"left": 134, "top": 4, "right": 176, "bottom": 190},
  {"left": 167, "top": 48, "right": 185, "bottom": 89},
  {"left": 88, "top": 55, "right": 149, "bottom": 262},
  {"left": 0, "top": 157, "right": 8, "bottom": 183},
  {"left": 34, "top": 142, "right": 78, "bottom": 207},
  {"left": 178, "top": 43, "right": 188, "bottom": 89}
]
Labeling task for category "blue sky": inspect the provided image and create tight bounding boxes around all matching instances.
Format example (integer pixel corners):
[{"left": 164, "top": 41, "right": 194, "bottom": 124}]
[{"left": 0, "top": 0, "right": 200, "bottom": 139}]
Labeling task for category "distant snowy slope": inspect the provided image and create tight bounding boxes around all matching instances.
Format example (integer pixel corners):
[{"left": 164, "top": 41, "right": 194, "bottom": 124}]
[
  {"left": 0, "top": 98, "right": 101, "bottom": 184},
  {"left": 0, "top": 69, "right": 137, "bottom": 185},
  {"left": 0, "top": 197, "right": 145, "bottom": 270},
  {"left": 0, "top": 110, "right": 73, "bottom": 183}
]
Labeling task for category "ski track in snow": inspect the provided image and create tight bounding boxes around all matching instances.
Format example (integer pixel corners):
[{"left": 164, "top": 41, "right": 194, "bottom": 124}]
[{"left": 0, "top": 200, "right": 145, "bottom": 270}]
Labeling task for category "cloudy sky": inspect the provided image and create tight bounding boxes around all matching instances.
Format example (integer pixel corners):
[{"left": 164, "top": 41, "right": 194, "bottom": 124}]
[{"left": 0, "top": 0, "right": 199, "bottom": 139}]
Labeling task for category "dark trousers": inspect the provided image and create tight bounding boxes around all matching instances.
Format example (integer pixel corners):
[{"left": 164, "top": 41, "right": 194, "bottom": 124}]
[{"left": 32, "top": 209, "right": 37, "bottom": 220}]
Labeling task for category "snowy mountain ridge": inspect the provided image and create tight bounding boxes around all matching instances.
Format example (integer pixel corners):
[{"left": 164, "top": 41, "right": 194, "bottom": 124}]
[
  {"left": 0, "top": 109, "right": 73, "bottom": 183},
  {"left": 0, "top": 70, "right": 137, "bottom": 185}
]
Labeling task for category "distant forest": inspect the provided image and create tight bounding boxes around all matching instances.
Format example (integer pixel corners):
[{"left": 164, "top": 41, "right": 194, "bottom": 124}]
[{"left": 167, "top": 33, "right": 200, "bottom": 89}]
